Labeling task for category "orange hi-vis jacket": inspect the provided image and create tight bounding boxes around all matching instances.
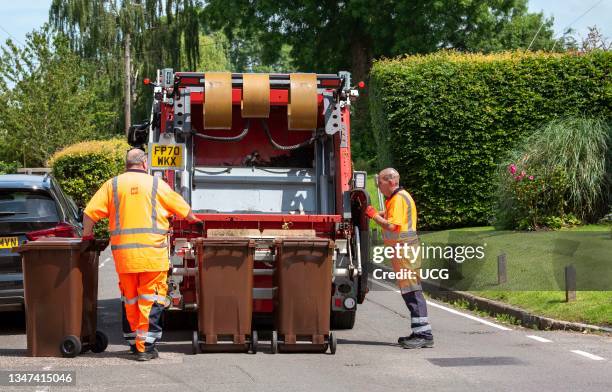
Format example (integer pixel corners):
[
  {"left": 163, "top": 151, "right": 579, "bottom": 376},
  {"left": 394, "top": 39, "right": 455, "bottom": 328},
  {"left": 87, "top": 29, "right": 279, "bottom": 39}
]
[
  {"left": 383, "top": 187, "right": 421, "bottom": 293},
  {"left": 84, "top": 170, "right": 191, "bottom": 273},
  {"left": 383, "top": 188, "right": 418, "bottom": 243}
]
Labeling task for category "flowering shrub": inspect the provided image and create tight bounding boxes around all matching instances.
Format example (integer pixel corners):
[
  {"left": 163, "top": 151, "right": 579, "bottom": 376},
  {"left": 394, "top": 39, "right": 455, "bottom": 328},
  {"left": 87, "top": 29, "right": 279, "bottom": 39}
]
[
  {"left": 495, "top": 117, "right": 610, "bottom": 230},
  {"left": 497, "top": 161, "right": 580, "bottom": 230}
]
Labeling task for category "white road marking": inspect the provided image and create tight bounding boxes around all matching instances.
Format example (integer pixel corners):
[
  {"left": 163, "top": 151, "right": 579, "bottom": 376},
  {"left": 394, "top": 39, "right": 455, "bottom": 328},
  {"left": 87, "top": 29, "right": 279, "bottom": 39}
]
[
  {"left": 427, "top": 300, "right": 512, "bottom": 331},
  {"left": 42, "top": 366, "right": 52, "bottom": 370},
  {"left": 526, "top": 335, "right": 552, "bottom": 343},
  {"left": 369, "top": 278, "right": 512, "bottom": 331},
  {"left": 570, "top": 350, "right": 605, "bottom": 361},
  {"left": 99, "top": 257, "right": 111, "bottom": 269}
]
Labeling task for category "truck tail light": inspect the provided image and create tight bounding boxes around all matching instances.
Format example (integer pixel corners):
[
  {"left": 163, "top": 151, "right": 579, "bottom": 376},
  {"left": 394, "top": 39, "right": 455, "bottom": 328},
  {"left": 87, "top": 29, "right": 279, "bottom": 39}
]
[
  {"left": 26, "top": 223, "right": 77, "bottom": 241},
  {"left": 352, "top": 171, "right": 367, "bottom": 189}
]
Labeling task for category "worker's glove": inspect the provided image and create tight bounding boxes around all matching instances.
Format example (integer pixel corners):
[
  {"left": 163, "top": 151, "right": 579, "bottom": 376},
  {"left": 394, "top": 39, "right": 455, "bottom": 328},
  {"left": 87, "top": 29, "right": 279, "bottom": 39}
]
[
  {"left": 82, "top": 234, "right": 95, "bottom": 241},
  {"left": 189, "top": 218, "right": 204, "bottom": 227},
  {"left": 365, "top": 205, "right": 378, "bottom": 219}
]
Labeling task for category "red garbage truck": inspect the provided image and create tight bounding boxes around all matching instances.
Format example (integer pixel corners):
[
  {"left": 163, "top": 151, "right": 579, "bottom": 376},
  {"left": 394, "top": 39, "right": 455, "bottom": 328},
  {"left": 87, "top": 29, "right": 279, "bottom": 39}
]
[{"left": 128, "top": 70, "right": 372, "bottom": 330}]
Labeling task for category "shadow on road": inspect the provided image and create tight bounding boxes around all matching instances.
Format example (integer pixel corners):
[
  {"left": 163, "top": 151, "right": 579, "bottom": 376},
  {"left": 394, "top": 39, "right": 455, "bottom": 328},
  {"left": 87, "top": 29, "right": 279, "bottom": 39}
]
[{"left": 337, "top": 338, "right": 399, "bottom": 347}]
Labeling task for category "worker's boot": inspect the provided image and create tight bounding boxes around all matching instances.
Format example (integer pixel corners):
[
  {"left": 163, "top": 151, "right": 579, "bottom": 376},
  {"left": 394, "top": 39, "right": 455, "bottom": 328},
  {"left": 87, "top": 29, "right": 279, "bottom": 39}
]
[
  {"left": 400, "top": 336, "right": 434, "bottom": 349},
  {"left": 397, "top": 334, "right": 415, "bottom": 344},
  {"left": 136, "top": 348, "right": 159, "bottom": 361},
  {"left": 129, "top": 345, "right": 137, "bottom": 355}
]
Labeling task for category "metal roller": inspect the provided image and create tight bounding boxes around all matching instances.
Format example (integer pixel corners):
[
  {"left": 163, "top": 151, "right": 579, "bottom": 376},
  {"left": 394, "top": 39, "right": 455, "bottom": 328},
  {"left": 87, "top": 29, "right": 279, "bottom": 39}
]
[
  {"left": 288, "top": 73, "right": 318, "bottom": 130},
  {"left": 242, "top": 73, "right": 270, "bottom": 118},
  {"left": 204, "top": 72, "right": 232, "bottom": 129}
]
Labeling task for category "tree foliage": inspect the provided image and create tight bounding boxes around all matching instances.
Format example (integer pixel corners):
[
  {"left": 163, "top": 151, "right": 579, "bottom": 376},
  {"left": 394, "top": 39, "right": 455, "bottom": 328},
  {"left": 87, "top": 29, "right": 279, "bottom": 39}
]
[
  {"left": 202, "top": 0, "right": 562, "bottom": 170},
  {"left": 49, "top": 0, "right": 203, "bottom": 127},
  {"left": 0, "top": 27, "right": 115, "bottom": 167},
  {"left": 203, "top": 0, "right": 560, "bottom": 81}
]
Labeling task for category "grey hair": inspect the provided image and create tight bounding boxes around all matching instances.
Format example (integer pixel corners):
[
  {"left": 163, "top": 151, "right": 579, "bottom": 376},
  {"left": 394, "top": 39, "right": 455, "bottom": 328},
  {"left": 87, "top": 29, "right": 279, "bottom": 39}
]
[
  {"left": 379, "top": 167, "right": 400, "bottom": 182},
  {"left": 126, "top": 148, "right": 147, "bottom": 168}
]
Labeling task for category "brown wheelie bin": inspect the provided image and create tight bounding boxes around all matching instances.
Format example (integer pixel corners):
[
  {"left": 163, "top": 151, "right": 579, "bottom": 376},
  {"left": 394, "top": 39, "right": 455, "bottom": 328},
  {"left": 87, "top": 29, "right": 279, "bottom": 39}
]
[
  {"left": 14, "top": 238, "right": 108, "bottom": 357},
  {"left": 273, "top": 238, "right": 337, "bottom": 354},
  {"left": 192, "top": 237, "right": 257, "bottom": 353}
]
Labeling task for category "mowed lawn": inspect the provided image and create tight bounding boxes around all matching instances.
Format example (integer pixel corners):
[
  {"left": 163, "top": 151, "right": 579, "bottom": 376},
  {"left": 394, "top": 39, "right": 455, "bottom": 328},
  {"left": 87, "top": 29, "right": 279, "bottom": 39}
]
[
  {"left": 366, "top": 176, "right": 612, "bottom": 326},
  {"left": 417, "top": 225, "right": 611, "bottom": 327}
]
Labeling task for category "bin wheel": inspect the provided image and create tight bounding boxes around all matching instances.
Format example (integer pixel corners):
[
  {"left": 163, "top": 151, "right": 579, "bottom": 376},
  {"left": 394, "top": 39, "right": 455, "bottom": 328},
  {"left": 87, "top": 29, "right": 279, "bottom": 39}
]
[
  {"left": 60, "top": 335, "right": 82, "bottom": 358},
  {"left": 91, "top": 330, "right": 108, "bottom": 353},
  {"left": 250, "top": 330, "right": 258, "bottom": 354},
  {"left": 329, "top": 332, "right": 337, "bottom": 355},
  {"left": 191, "top": 331, "right": 200, "bottom": 355},
  {"left": 271, "top": 331, "right": 278, "bottom": 354}
]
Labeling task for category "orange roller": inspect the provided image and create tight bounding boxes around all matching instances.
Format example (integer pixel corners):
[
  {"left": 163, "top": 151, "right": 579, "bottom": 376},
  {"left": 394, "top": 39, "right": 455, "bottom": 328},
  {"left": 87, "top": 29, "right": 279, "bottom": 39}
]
[
  {"left": 204, "top": 72, "right": 232, "bottom": 129},
  {"left": 242, "top": 74, "right": 270, "bottom": 118},
  {"left": 288, "top": 73, "right": 318, "bottom": 130}
]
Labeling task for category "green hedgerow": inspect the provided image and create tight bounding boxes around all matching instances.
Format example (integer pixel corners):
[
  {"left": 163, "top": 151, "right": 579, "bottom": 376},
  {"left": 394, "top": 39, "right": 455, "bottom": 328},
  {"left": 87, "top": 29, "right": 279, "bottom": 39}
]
[
  {"left": 370, "top": 50, "right": 611, "bottom": 230},
  {"left": 49, "top": 138, "right": 129, "bottom": 238}
]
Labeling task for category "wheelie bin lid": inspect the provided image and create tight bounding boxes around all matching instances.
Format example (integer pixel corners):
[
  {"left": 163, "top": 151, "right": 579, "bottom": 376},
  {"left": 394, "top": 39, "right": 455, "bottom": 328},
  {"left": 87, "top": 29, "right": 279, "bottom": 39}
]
[
  {"left": 275, "top": 238, "right": 334, "bottom": 248},
  {"left": 192, "top": 237, "right": 255, "bottom": 247},
  {"left": 14, "top": 238, "right": 108, "bottom": 252}
]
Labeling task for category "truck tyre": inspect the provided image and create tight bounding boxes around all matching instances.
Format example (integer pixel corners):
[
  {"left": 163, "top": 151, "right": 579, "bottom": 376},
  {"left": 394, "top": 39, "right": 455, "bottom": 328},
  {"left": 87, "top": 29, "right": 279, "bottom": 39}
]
[{"left": 331, "top": 310, "right": 356, "bottom": 330}]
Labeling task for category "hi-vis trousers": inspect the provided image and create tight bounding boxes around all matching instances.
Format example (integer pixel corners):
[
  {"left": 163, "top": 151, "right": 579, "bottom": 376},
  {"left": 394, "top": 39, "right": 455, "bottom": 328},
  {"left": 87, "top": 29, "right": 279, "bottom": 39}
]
[{"left": 118, "top": 271, "right": 168, "bottom": 353}]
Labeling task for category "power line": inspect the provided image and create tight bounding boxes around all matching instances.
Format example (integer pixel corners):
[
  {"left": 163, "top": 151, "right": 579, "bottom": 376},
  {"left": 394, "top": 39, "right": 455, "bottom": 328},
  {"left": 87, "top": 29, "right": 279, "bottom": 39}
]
[
  {"left": 551, "top": 0, "right": 605, "bottom": 51},
  {"left": 563, "top": 0, "right": 604, "bottom": 33},
  {"left": 0, "top": 23, "right": 26, "bottom": 47}
]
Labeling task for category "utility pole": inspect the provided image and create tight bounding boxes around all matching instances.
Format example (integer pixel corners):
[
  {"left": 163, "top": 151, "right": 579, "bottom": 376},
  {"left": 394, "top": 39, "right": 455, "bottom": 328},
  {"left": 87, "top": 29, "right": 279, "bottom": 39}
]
[{"left": 124, "top": 32, "right": 131, "bottom": 135}]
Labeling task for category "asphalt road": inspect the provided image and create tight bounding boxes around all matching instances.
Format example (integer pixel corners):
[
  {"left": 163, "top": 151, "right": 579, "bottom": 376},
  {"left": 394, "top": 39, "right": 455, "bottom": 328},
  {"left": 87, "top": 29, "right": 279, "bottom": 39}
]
[{"left": 0, "top": 247, "right": 610, "bottom": 391}]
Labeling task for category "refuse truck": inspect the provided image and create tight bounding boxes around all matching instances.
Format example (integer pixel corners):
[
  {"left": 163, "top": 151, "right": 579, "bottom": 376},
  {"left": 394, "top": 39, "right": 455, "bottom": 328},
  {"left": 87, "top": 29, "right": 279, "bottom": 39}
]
[{"left": 128, "top": 70, "right": 371, "bottom": 330}]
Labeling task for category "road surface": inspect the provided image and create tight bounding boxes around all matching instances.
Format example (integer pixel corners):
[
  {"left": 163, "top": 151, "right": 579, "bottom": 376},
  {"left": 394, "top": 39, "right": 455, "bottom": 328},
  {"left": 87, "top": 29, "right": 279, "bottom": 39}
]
[{"left": 0, "top": 247, "right": 610, "bottom": 391}]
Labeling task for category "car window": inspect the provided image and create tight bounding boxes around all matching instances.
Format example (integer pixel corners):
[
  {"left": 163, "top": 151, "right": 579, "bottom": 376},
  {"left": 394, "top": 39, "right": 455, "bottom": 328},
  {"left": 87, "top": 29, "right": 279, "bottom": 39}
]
[
  {"left": 52, "top": 180, "right": 79, "bottom": 223},
  {"left": 0, "top": 190, "right": 59, "bottom": 222}
]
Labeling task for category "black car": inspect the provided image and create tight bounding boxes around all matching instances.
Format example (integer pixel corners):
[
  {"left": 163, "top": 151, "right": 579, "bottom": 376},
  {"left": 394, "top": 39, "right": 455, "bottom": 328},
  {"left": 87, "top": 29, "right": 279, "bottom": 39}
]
[{"left": 0, "top": 174, "right": 82, "bottom": 312}]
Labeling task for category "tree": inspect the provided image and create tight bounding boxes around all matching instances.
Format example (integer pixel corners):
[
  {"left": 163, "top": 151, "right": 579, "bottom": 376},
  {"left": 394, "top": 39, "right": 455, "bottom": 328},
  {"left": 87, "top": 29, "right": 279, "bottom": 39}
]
[
  {"left": 580, "top": 26, "right": 611, "bottom": 52},
  {"left": 0, "top": 27, "right": 115, "bottom": 167},
  {"left": 182, "top": 32, "right": 232, "bottom": 72},
  {"left": 202, "top": 0, "right": 562, "bottom": 169},
  {"left": 204, "top": 0, "right": 558, "bottom": 83},
  {"left": 49, "top": 0, "right": 202, "bottom": 132}
]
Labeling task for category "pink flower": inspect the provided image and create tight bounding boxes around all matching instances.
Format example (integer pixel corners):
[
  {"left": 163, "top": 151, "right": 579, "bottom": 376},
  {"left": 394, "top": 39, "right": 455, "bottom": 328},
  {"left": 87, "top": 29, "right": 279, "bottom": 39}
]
[
  {"left": 508, "top": 164, "right": 517, "bottom": 175},
  {"left": 529, "top": 175, "right": 534, "bottom": 180},
  {"left": 520, "top": 171, "right": 526, "bottom": 177}
]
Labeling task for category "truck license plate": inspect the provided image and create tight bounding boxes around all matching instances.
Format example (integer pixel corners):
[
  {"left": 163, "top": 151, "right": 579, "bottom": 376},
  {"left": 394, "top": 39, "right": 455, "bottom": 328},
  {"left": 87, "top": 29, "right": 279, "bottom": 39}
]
[
  {"left": 0, "top": 237, "right": 19, "bottom": 249},
  {"left": 149, "top": 143, "right": 185, "bottom": 169}
]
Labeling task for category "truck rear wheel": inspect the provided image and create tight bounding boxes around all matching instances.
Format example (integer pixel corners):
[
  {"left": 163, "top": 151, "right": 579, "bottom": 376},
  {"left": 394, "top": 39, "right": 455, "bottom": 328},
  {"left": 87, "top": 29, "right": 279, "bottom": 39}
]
[{"left": 331, "top": 310, "right": 356, "bottom": 330}]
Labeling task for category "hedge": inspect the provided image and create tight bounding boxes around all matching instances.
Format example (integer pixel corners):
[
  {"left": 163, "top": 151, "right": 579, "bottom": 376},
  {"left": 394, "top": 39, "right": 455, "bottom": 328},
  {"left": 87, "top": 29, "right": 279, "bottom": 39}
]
[
  {"left": 48, "top": 138, "right": 129, "bottom": 207},
  {"left": 369, "top": 50, "right": 611, "bottom": 229},
  {"left": 0, "top": 161, "right": 19, "bottom": 175}
]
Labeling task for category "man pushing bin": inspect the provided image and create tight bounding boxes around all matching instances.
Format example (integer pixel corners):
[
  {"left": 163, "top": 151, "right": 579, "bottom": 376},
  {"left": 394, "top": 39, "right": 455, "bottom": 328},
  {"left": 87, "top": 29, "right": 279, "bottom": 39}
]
[{"left": 82, "top": 148, "right": 202, "bottom": 361}]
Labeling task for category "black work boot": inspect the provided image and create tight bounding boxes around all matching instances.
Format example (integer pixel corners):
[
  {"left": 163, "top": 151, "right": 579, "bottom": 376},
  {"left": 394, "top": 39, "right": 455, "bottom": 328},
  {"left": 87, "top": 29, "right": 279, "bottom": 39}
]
[
  {"left": 129, "top": 345, "right": 137, "bottom": 355},
  {"left": 401, "top": 336, "right": 434, "bottom": 349},
  {"left": 136, "top": 348, "right": 159, "bottom": 361},
  {"left": 397, "top": 334, "right": 415, "bottom": 344}
]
